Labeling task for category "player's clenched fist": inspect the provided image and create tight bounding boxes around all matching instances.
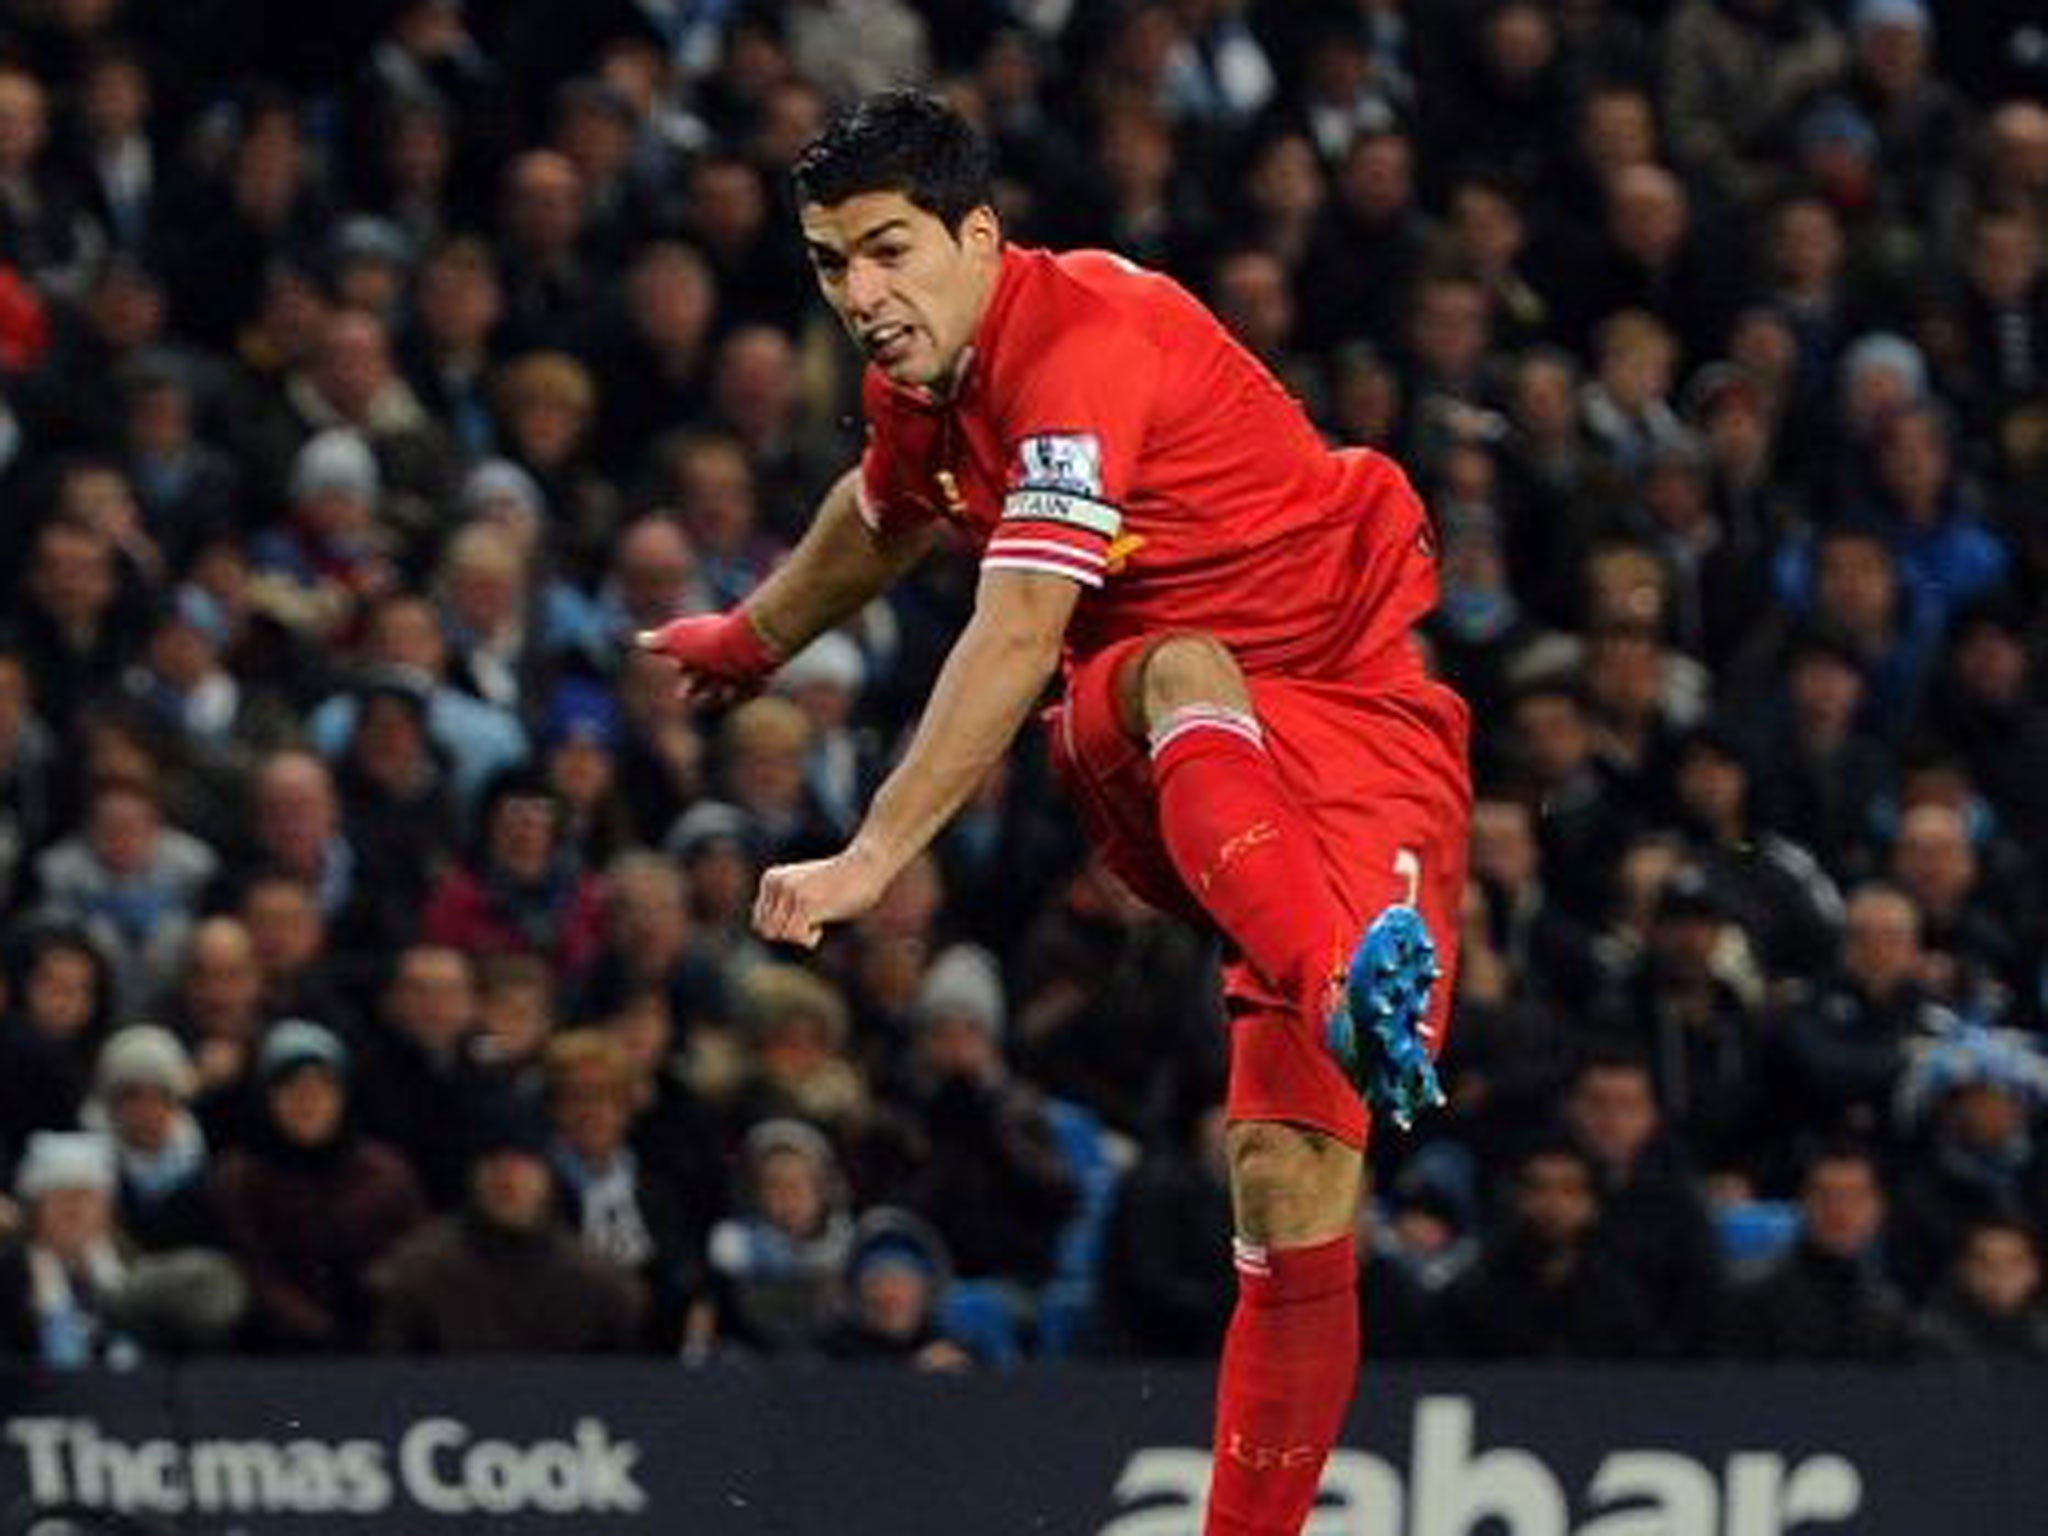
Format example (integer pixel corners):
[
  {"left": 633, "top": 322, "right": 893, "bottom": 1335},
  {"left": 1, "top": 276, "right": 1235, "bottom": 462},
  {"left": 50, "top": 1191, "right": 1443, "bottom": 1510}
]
[
  {"left": 635, "top": 610, "right": 784, "bottom": 707},
  {"left": 753, "top": 849, "right": 889, "bottom": 949}
]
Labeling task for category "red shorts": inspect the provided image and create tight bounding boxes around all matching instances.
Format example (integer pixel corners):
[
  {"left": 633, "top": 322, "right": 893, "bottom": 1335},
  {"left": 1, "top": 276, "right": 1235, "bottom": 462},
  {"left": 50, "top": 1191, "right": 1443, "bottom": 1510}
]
[{"left": 1046, "top": 634, "right": 1470, "bottom": 1148}]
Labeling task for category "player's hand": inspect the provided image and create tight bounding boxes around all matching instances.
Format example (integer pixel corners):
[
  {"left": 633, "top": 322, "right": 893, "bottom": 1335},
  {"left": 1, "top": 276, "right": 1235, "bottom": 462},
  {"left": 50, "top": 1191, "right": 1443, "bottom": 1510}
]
[
  {"left": 635, "top": 609, "right": 783, "bottom": 708},
  {"left": 753, "top": 847, "right": 891, "bottom": 948}
]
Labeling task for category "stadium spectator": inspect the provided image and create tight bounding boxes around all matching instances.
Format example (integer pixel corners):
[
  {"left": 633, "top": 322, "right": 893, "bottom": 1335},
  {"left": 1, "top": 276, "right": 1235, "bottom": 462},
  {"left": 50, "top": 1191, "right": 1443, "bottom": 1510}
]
[
  {"left": 5, "top": 515, "right": 147, "bottom": 736},
  {"left": 1888, "top": 1025, "right": 2048, "bottom": 1301},
  {"left": 706, "top": 1116, "right": 854, "bottom": 1356},
  {"left": 721, "top": 961, "right": 871, "bottom": 1147},
  {"left": 542, "top": 1028, "right": 701, "bottom": 1349},
  {"left": 351, "top": 944, "right": 504, "bottom": 1210},
  {"left": 1668, "top": 721, "right": 1844, "bottom": 980},
  {"left": 369, "top": 1098, "right": 645, "bottom": 1354},
  {"left": 308, "top": 593, "right": 530, "bottom": 809},
  {"left": 34, "top": 774, "right": 214, "bottom": 1009},
  {"left": 1779, "top": 883, "right": 1953, "bottom": 1143},
  {"left": 820, "top": 1206, "right": 971, "bottom": 1369},
  {"left": 81, "top": 1024, "right": 221, "bottom": 1255},
  {"left": 470, "top": 952, "right": 556, "bottom": 1094},
  {"left": 1010, "top": 852, "right": 1216, "bottom": 1136},
  {"left": 1662, "top": 0, "right": 1848, "bottom": 212},
  {"left": 884, "top": 944, "right": 1076, "bottom": 1287},
  {"left": 235, "top": 871, "right": 354, "bottom": 1033},
  {"left": 1746, "top": 628, "right": 1895, "bottom": 881},
  {"left": 420, "top": 765, "right": 607, "bottom": 983},
  {"left": 719, "top": 695, "right": 834, "bottom": 861},
  {"left": 1506, "top": 678, "right": 1638, "bottom": 921},
  {"left": 709, "top": 322, "right": 849, "bottom": 533},
  {"left": 1100, "top": 1100, "right": 1232, "bottom": 1359},
  {"left": 1, "top": 1129, "right": 244, "bottom": 1365},
  {"left": 657, "top": 428, "right": 787, "bottom": 612},
  {"left": 211, "top": 1021, "right": 429, "bottom": 1353},
  {"left": 1722, "top": 1141, "right": 1912, "bottom": 1360},
  {"left": 1910, "top": 1216, "right": 2048, "bottom": 1360},
  {"left": 494, "top": 150, "right": 597, "bottom": 353},
  {"left": 492, "top": 349, "right": 618, "bottom": 581},
  {"left": 0, "top": 649, "right": 57, "bottom": 914},
  {"left": 0, "top": 61, "right": 100, "bottom": 300},
  {"left": 1885, "top": 800, "right": 2025, "bottom": 1014},
  {"left": 1564, "top": 1050, "right": 1723, "bottom": 1355},
  {"left": 70, "top": 44, "right": 160, "bottom": 254},
  {"left": 577, "top": 849, "right": 729, "bottom": 1043},
  {"left": 0, "top": 922, "right": 114, "bottom": 1170},
  {"left": 332, "top": 670, "right": 457, "bottom": 931},
  {"left": 400, "top": 238, "right": 506, "bottom": 462},
  {"left": 588, "top": 241, "right": 717, "bottom": 479},
  {"left": 1438, "top": 1138, "right": 1657, "bottom": 1359},
  {"left": 1592, "top": 864, "right": 1777, "bottom": 1183}
]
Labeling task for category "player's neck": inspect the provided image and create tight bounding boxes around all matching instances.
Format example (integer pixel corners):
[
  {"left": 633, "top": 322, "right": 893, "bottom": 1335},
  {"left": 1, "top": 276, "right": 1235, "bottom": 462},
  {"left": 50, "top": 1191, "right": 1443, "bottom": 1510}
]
[{"left": 928, "top": 247, "right": 1008, "bottom": 402}]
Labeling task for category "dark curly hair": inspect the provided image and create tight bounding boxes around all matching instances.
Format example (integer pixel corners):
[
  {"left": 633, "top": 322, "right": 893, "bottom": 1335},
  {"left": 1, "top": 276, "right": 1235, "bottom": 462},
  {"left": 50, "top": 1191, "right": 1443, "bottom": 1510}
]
[{"left": 789, "top": 89, "right": 993, "bottom": 232}]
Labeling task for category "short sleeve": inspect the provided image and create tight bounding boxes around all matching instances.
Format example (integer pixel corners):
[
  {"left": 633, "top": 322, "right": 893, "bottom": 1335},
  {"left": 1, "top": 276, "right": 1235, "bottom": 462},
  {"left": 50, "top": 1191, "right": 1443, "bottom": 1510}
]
[{"left": 982, "top": 321, "right": 1156, "bottom": 590}]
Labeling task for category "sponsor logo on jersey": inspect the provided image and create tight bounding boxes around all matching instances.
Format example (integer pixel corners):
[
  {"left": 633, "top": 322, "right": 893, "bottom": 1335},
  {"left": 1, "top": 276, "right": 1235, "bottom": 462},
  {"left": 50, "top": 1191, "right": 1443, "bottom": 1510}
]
[{"left": 1015, "top": 433, "right": 1104, "bottom": 498}]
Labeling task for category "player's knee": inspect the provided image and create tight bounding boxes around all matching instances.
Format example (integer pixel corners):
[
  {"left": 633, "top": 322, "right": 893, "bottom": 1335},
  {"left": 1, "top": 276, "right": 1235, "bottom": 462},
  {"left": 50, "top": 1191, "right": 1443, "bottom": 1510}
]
[
  {"left": 1137, "top": 633, "right": 1248, "bottom": 726},
  {"left": 1226, "top": 1121, "right": 1359, "bottom": 1245}
]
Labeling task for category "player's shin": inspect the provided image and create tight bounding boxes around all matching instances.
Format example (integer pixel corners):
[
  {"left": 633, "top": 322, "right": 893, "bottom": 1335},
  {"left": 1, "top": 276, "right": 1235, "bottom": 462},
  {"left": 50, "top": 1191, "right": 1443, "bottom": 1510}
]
[
  {"left": 1149, "top": 708, "right": 1346, "bottom": 1013},
  {"left": 1205, "top": 1231, "right": 1360, "bottom": 1536}
]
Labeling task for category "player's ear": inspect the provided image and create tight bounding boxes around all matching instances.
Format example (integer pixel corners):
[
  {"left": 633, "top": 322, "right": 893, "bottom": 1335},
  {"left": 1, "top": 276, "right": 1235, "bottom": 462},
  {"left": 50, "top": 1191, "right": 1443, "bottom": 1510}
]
[{"left": 960, "top": 205, "right": 1001, "bottom": 256}]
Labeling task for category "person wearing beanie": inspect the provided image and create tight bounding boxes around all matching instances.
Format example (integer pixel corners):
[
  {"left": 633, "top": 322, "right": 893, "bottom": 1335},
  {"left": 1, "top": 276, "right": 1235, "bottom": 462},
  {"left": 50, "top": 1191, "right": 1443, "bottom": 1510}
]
[
  {"left": 705, "top": 1117, "right": 855, "bottom": 1356},
  {"left": 820, "top": 1207, "right": 969, "bottom": 1369},
  {"left": 2, "top": 1125, "right": 248, "bottom": 1363},
  {"left": 891, "top": 944, "right": 1076, "bottom": 1288},
  {"left": 539, "top": 678, "right": 637, "bottom": 866},
  {"left": 0, "top": 1131, "right": 137, "bottom": 1367},
  {"left": 248, "top": 427, "right": 396, "bottom": 642},
  {"left": 458, "top": 459, "right": 612, "bottom": 672},
  {"left": 210, "top": 1020, "right": 428, "bottom": 1351},
  {"left": 1888, "top": 1024, "right": 2048, "bottom": 1302},
  {"left": 84, "top": 1024, "right": 220, "bottom": 1252},
  {"left": 662, "top": 801, "right": 768, "bottom": 964},
  {"left": 770, "top": 631, "right": 875, "bottom": 838}
]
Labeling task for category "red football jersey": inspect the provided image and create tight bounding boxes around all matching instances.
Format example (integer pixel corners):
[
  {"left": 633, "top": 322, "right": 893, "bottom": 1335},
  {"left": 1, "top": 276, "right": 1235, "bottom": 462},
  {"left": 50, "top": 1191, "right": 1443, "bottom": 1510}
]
[{"left": 859, "top": 245, "right": 1439, "bottom": 684}]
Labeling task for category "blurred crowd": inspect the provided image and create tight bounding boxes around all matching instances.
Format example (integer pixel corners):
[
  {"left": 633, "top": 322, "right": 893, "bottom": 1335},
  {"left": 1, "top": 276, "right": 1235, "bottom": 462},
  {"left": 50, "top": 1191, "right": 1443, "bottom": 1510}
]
[{"left": 3, "top": 0, "right": 2048, "bottom": 1374}]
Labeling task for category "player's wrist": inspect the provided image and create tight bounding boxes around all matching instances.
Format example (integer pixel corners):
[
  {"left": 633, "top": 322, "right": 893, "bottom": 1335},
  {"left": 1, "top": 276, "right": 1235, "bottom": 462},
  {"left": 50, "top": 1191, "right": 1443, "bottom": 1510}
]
[
  {"left": 841, "top": 832, "right": 904, "bottom": 896},
  {"left": 736, "top": 604, "right": 793, "bottom": 669}
]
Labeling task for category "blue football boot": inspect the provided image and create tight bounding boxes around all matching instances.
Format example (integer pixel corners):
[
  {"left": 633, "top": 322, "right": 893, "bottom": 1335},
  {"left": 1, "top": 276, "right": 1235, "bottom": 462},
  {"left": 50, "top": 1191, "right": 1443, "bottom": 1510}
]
[{"left": 1325, "top": 905, "right": 1444, "bottom": 1131}]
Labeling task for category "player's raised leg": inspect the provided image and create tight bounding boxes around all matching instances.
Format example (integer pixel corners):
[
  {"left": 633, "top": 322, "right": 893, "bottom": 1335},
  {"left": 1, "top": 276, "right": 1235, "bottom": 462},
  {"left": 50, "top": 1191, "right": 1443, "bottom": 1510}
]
[
  {"left": 1124, "top": 633, "right": 1444, "bottom": 1123},
  {"left": 1125, "top": 633, "right": 1349, "bottom": 1017}
]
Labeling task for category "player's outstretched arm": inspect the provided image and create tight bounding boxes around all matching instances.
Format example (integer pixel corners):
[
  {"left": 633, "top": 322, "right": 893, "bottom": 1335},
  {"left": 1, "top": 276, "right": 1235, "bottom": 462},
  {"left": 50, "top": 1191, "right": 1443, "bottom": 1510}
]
[
  {"left": 753, "top": 566, "right": 1079, "bottom": 946},
  {"left": 639, "top": 467, "right": 933, "bottom": 702}
]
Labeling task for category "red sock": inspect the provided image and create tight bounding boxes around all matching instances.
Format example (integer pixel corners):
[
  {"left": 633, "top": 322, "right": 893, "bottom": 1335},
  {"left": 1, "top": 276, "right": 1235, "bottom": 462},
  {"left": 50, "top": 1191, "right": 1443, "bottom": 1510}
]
[
  {"left": 1151, "top": 710, "right": 1345, "bottom": 1011},
  {"left": 1206, "top": 1233, "right": 1360, "bottom": 1536}
]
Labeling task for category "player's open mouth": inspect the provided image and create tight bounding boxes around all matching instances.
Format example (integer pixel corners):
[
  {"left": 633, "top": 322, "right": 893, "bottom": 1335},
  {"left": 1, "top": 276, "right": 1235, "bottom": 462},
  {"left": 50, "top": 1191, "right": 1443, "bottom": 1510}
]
[{"left": 863, "top": 323, "right": 915, "bottom": 364}]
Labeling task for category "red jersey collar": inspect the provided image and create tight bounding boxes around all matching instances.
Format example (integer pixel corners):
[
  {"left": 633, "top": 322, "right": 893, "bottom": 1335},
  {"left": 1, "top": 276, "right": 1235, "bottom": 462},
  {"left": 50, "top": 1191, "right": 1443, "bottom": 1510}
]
[{"left": 874, "top": 245, "right": 1026, "bottom": 413}]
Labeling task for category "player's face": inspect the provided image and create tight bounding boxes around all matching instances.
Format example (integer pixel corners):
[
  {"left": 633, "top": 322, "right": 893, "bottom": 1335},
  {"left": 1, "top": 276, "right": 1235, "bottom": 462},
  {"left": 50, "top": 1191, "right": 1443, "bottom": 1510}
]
[{"left": 800, "top": 191, "right": 1002, "bottom": 391}]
